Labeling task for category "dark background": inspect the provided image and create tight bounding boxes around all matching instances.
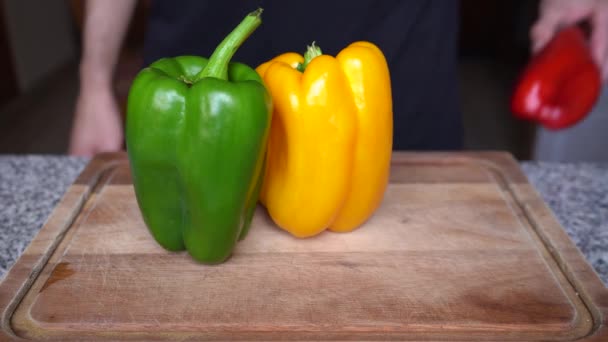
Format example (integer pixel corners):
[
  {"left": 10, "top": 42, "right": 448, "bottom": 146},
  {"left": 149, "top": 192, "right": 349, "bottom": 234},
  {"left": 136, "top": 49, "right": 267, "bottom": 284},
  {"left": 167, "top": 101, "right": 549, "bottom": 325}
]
[{"left": 0, "top": 0, "right": 539, "bottom": 158}]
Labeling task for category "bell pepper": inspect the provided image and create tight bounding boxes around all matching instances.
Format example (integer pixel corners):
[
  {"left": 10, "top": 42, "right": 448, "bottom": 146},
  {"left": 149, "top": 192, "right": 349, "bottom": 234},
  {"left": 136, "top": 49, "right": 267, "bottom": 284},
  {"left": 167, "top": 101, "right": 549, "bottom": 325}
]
[
  {"left": 256, "top": 42, "right": 393, "bottom": 238},
  {"left": 511, "top": 26, "right": 601, "bottom": 130},
  {"left": 125, "top": 9, "right": 271, "bottom": 263}
]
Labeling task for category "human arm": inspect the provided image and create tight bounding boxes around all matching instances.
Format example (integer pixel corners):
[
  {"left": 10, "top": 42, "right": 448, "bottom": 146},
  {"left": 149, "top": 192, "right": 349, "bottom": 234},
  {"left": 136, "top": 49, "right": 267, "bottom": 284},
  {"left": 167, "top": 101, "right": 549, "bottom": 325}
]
[{"left": 68, "top": 0, "right": 137, "bottom": 156}]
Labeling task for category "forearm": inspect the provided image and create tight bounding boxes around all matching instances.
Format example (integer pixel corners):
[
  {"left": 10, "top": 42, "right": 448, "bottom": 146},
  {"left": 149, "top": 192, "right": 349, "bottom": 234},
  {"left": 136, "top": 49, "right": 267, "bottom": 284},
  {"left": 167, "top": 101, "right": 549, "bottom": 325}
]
[{"left": 80, "top": 0, "right": 137, "bottom": 88}]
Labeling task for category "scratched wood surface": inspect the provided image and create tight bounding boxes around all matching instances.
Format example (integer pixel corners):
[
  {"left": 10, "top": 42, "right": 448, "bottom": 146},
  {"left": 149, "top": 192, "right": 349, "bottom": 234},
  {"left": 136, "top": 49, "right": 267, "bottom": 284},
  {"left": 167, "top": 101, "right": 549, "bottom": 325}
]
[{"left": 1, "top": 152, "right": 607, "bottom": 341}]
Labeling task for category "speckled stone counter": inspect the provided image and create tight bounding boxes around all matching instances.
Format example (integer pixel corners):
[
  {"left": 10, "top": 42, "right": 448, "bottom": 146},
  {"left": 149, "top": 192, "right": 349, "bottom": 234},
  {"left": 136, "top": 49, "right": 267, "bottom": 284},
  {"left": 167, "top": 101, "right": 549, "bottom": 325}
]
[{"left": 1, "top": 156, "right": 607, "bottom": 286}]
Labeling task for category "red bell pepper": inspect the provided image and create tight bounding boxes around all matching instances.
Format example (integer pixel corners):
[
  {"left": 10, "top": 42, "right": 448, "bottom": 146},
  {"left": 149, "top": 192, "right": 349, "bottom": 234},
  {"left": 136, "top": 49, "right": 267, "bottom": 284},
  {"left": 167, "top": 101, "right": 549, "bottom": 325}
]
[{"left": 511, "top": 26, "right": 601, "bottom": 130}]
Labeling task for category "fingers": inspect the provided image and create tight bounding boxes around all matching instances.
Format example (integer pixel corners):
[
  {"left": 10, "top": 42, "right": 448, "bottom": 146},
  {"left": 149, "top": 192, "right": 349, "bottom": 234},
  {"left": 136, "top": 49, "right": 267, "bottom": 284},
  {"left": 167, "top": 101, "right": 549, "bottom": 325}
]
[
  {"left": 531, "top": 12, "right": 563, "bottom": 54},
  {"left": 592, "top": 2, "right": 608, "bottom": 80},
  {"left": 531, "top": 0, "right": 596, "bottom": 54},
  {"left": 68, "top": 140, "right": 94, "bottom": 157},
  {"left": 68, "top": 128, "right": 95, "bottom": 157}
]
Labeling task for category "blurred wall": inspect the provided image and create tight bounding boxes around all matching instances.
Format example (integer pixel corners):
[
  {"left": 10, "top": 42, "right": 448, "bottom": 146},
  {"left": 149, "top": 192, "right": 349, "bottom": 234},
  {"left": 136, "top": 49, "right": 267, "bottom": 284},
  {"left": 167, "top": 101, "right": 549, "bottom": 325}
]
[
  {"left": 533, "top": 86, "right": 608, "bottom": 162},
  {"left": 2, "top": 0, "right": 76, "bottom": 92}
]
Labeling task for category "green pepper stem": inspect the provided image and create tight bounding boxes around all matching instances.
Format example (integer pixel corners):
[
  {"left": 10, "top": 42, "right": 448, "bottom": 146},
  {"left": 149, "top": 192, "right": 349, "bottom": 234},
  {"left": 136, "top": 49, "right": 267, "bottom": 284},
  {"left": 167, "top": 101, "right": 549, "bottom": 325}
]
[
  {"left": 296, "top": 41, "right": 322, "bottom": 72},
  {"left": 195, "top": 8, "right": 263, "bottom": 81}
]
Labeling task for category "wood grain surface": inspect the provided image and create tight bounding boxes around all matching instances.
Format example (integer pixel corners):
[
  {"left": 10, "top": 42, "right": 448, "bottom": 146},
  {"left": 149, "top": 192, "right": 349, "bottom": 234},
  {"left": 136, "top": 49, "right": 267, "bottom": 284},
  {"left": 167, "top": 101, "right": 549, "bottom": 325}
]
[{"left": 1, "top": 152, "right": 606, "bottom": 341}]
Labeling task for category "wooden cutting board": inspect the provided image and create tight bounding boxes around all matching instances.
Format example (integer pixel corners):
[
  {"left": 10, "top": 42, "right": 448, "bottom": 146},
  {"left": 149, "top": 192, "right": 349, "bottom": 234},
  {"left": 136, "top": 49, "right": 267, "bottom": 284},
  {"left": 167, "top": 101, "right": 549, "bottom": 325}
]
[{"left": 1, "top": 152, "right": 607, "bottom": 341}]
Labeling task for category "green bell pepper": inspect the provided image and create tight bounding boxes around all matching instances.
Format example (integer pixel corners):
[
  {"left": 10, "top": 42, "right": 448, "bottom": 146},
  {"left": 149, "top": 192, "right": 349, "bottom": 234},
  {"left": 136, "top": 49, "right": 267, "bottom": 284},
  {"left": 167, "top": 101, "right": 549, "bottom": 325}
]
[{"left": 125, "top": 9, "right": 271, "bottom": 264}]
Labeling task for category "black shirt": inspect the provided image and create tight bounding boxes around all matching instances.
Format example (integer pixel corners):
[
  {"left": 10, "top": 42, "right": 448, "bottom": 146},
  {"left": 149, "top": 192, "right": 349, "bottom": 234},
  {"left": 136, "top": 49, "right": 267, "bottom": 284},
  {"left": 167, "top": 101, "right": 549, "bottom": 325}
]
[{"left": 143, "top": 0, "right": 463, "bottom": 150}]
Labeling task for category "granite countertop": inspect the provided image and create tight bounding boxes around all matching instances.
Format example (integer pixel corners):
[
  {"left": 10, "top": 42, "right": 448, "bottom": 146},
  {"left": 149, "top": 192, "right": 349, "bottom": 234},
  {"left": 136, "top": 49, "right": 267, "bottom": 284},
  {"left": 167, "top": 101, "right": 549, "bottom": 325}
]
[{"left": 0, "top": 156, "right": 607, "bottom": 286}]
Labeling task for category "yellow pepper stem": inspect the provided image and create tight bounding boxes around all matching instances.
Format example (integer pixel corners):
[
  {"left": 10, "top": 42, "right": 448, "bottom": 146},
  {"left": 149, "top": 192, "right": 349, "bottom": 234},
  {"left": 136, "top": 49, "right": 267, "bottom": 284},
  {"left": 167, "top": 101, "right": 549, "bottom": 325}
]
[{"left": 296, "top": 42, "right": 322, "bottom": 72}]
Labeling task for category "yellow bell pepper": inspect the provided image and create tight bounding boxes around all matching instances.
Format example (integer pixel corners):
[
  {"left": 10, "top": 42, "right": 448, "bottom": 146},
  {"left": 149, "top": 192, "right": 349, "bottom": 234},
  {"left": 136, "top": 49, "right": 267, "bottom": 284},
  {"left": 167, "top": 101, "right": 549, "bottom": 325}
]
[{"left": 256, "top": 41, "right": 393, "bottom": 238}]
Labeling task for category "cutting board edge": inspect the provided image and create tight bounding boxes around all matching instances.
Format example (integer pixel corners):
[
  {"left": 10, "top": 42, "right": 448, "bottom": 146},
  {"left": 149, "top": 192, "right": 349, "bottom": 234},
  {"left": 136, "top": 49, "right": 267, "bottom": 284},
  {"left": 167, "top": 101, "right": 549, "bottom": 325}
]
[
  {"left": 463, "top": 150, "right": 608, "bottom": 341},
  {"left": 1, "top": 151, "right": 607, "bottom": 341},
  {"left": 509, "top": 182, "right": 608, "bottom": 342},
  {"left": 0, "top": 153, "right": 127, "bottom": 341}
]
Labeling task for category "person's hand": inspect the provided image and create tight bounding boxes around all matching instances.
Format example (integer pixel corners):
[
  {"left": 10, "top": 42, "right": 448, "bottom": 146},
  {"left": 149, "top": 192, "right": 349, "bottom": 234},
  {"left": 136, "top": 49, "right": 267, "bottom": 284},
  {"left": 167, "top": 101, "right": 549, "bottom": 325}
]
[
  {"left": 68, "top": 0, "right": 137, "bottom": 156},
  {"left": 531, "top": 0, "right": 608, "bottom": 80},
  {"left": 68, "top": 83, "right": 123, "bottom": 157}
]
